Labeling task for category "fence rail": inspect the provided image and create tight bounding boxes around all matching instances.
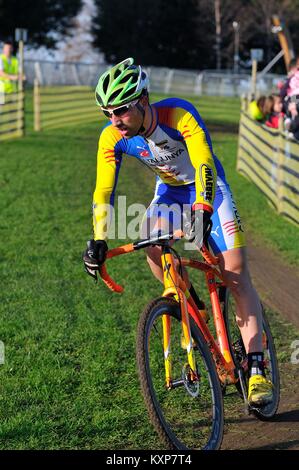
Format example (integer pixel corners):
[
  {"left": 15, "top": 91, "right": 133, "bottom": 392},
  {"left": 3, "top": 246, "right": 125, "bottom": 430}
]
[
  {"left": 0, "top": 92, "right": 25, "bottom": 141},
  {"left": 237, "top": 99, "right": 299, "bottom": 226},
  {"left": 33, "top": 82, "right": 99, "bottom": 131}
]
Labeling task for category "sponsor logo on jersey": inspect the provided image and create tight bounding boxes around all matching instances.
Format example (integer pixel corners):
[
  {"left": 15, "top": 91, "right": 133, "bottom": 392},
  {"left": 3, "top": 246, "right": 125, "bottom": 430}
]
[
  {"left": 211, "top": 225, "right": 220, "bottom": 237},
  {"left": 147, "top": 148, "right": 184, "bottom": 166},
  {"left": 139, "top": 150, "right": 150, "bottom": 157},
  {"left": 199, "top": 164, "right": 214, "bottom": 203},
  {"left": 230, "top": 194, "right": 244, "bottom": 232},
  {"left": 137, "top": 145, "right": 150, "bottom": 158}
]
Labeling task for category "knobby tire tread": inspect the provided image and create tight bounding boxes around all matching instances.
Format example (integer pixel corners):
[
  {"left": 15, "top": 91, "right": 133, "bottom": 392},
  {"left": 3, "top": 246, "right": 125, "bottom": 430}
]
[{"left": 136, "top": 296, "right": 224, "bottom": 450}]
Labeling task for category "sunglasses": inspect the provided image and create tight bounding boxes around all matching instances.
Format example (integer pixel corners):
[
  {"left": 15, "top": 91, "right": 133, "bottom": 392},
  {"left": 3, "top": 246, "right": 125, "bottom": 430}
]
[{"left": 101, "top": 99, "right": 139, "bottom": 118}]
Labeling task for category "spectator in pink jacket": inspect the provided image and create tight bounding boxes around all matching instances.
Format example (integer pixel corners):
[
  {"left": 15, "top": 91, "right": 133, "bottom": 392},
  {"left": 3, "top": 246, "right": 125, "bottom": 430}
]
[
  {"left": 288, "top": 69, "right": 299, "bottom": 98},
  {"left": 279, "top": 58, "right": 298, "bottom": 113}
]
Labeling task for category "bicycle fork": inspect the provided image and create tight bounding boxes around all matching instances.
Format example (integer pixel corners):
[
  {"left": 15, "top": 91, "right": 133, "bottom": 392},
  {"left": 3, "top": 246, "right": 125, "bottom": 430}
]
[{"left": 161, "top": 248, "right": 198, "bottom": 389}]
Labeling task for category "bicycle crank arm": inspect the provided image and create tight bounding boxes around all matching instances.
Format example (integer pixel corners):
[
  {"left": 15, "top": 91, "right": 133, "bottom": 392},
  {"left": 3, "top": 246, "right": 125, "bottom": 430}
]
[
  {"left": 170, "top": 379, "right": 185, "bottom": 388},
  {"left": 237, "top": 368, "right": 250, "bottom": 415}
]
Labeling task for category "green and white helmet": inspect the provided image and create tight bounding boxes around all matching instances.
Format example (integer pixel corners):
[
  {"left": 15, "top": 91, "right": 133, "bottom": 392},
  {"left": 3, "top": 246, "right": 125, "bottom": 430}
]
[{"left": 95, "top": 57, "right": 149, "bottom": 108}]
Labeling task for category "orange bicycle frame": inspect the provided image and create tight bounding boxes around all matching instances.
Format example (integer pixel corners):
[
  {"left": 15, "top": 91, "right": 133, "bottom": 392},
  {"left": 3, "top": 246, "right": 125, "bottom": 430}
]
[
  {"left": 181, "top": 252, "right": 237, "bottom": 385},
  {"left": 161, "top": 245, "right": 198, "bottom": 387},
  {"left": 98, "top": 232, "right": 238, "bottom": 387}
]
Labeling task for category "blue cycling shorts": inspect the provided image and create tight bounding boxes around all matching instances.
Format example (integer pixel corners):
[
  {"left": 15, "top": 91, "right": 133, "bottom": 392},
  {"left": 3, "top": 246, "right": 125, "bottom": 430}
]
[{"left": 142, "top": 178, "right": 246, "bottom": 254}]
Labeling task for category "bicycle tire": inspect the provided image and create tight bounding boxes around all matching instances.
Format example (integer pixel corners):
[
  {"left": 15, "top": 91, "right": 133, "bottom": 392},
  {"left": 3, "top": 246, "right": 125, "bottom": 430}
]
[
  {"left": 136, "top": 296, "right": 224, "bottom": 450},
  {"left": 223, "top": 287, "right": 280, "bottom": 420}
]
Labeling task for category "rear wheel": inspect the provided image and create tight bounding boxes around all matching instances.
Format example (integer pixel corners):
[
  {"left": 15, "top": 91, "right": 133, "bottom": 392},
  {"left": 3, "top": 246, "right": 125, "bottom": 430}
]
[
  {"left": 222, "top": 287, "right": 280, "bottom": 420},
  {"left": 136, "top": 297, "right": 224, "bottom": 450}
]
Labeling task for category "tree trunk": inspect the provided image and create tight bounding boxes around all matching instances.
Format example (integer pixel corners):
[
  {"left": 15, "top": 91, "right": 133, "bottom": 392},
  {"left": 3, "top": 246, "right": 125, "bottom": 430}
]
[{"left": 214, "top": 0, "right": 221, "bottom": 70}]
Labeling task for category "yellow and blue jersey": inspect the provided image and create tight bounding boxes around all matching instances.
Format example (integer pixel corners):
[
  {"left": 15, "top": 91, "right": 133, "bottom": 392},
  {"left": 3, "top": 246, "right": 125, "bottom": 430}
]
[{"left": 93, "top": 97, "right": 229, "bottom": 241}]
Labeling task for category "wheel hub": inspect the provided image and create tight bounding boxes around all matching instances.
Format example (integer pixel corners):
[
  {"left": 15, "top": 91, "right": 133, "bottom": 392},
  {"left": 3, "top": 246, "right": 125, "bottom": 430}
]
[{"left": 182, "top": 363, "right": 200, "bottom": 397}]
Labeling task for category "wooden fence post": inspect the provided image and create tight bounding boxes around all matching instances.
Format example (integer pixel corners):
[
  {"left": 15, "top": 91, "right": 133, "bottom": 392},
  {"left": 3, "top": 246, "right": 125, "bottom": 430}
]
[
  {"left": 277, "top": 117, "right": 285, "bottom": 214},
  {"left": 250, "top": 59, "right": 258, "bottom": 99},
  {"left": 16, "top": 90, "right": 24, "bottom": 137},
  {"left": 236, "top": 96, "right": 247, "bottom": 172},
  {"left": 34, "top": 78, "right": 41, "bottom": 131}
]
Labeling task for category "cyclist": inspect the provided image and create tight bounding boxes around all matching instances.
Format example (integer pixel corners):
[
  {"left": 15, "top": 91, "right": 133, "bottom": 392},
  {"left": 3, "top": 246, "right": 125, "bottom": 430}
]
[{"left": 83, "top": 58, "right": 273, "bottom": 407}]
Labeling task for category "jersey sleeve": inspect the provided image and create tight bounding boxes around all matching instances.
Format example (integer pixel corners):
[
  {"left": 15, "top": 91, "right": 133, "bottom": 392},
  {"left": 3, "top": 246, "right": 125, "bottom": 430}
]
[
  {"left": 93, "top": 125, "right": 123, "bottom": 240},
  {"left": 176, "top": 107, "right": 216, "bottom": 213}
]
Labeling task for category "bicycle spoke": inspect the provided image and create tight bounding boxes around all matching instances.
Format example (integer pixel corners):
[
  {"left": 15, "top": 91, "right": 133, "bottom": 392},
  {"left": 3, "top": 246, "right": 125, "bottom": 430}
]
[
  {"left": 137, "top": 298, "right": 223, "bottom": 450},
  {"left": 223, "top": 289, "right": 280, "bottom": 419}
]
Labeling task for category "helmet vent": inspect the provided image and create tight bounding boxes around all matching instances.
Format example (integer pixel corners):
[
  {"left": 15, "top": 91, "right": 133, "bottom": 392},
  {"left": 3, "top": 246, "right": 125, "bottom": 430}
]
[
  {"left": 114, "top": 68, "right": 122, "bottom": 79},
  {"left": 119, "top": 75, "right": 131, "bottom": 84},
  {"left": 121, "top": 89, "right": 137, "bottom": 101},
  {"left": 102, "top": 74, "right": 110, "bottom": 93},
  {"left": 109, "top": 90, "right": 121, "bottom": 102}
]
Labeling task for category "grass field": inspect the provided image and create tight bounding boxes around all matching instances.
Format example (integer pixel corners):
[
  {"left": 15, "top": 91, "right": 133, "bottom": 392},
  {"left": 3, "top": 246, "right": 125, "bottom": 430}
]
[{"left": 0, "top": 92, "right": 298, "bottom": 449}]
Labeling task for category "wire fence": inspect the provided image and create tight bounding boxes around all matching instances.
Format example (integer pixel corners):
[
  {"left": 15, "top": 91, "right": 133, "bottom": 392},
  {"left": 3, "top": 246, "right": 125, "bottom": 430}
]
[
  {"left": 237, "top": 98, "right": 299, "bottom": 226},
  {"left": 24, "top": 60, "right": 284, "bottom": 98},
  {"left": 147, "top": 68, "right": 283, "bottom": 98},
  {"left": 25, "top": 60, "right": 106, "bottom": 88},
  {"left": 28, "top": 60, "right": 285, "bottom": 133},
  {"left": 0, "top": 91, "right": 25, "bottom": 141}
]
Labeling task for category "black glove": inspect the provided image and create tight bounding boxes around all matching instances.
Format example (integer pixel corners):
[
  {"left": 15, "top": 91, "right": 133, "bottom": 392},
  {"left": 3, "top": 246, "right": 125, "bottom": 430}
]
[
  {"left": 83, "top": 239, "right": 108, "bottom": 279},
  {"left": 184, "top": 208, "right": 212, "bottom": 249}
]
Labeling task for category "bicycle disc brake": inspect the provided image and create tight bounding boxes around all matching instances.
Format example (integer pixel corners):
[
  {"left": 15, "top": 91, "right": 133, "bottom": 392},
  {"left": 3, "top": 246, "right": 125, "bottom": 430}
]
[{"left": 182, "top": 363, "right": 200, "bottom": 398}]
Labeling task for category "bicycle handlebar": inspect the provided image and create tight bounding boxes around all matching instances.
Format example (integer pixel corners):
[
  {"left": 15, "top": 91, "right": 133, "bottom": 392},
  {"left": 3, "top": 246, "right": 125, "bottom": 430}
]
[
  {"left": 98, "top": 229, "right": 219, "bottom": 293},
  {"left": 99, "top": 243, "right": 134, "bottom": 293}
]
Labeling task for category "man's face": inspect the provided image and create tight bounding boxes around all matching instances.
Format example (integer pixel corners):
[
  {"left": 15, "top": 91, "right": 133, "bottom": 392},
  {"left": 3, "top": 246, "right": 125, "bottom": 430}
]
[
  {"left": 102, "top": 97, "right": 146, "bottom": 138},
  {"left": 3, "top": 43, "right": 13, "bottom": 57}
]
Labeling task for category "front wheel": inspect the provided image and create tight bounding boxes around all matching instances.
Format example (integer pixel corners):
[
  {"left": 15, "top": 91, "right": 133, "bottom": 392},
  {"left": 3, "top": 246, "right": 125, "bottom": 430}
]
[
  {"left": 223, "top": 287, "right": 280, "bottom": 420},
  {"left": 136, "top": 297, "right": 224, "bottom": 450}
]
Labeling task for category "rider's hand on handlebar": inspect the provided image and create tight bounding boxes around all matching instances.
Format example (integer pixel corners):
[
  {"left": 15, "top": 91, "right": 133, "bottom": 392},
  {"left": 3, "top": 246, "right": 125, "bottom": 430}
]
[
  {"left": 184, "top": 207, "right": 213, "bottom": 249},
  {"left": 83, "top": 239, "right": 108, "bottom": 279}
]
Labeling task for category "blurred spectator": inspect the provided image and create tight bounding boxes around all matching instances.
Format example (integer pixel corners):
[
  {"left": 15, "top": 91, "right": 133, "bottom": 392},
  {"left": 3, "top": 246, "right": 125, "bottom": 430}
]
[
  {"left": 0, "top": 40, "right": 19, "bottom": 94},
  {"left": 288, "top": 67, "right": 299, "bottom": 100},
  {"left": 285, "top": 100, "right": 299, "bottom": 141},
  {"left": 284, "top": 57, "right": 299, "bottom": 141},
  {"left": 265, "top": 95, "right": 284, "bottom": 129},
  {"left": 279, "top": 58, "right": 298, "bottom": 108},
  {"left": 249, "top": 96, "right": 267, "bottom": 122}
]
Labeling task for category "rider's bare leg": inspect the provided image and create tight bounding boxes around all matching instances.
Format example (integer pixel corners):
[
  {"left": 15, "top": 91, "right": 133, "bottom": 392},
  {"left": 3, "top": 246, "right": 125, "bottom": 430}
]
[{"left": 216, "top": 246, "right": 263, "bottom": 353}]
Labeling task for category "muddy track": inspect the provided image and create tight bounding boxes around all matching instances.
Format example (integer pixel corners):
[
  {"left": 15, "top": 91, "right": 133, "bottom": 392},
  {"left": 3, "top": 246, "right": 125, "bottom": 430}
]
[
  {"left": 221, "top": 233, "right": 299, "bottom": 450},
  {"left": 246, "top": 234, "right": 299, "bottom": 329},
  {"left": 207, "top": 121, "right": 299, "bottom": 449},
  {"left": 222, "top": 363, "right": 299, "bottom": 450}
]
